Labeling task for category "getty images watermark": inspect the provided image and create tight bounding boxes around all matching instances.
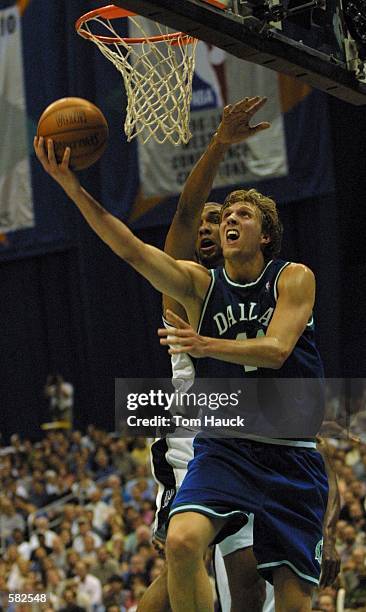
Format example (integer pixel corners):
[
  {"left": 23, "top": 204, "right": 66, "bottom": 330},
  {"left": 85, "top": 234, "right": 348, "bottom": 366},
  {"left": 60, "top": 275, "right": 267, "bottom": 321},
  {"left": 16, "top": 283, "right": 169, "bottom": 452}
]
[
  {"left": 114, "top": 378, "right": 338, "bottom": 439},
  {"left": 125, "top": 387, "right": 245, "bottom": 429}
]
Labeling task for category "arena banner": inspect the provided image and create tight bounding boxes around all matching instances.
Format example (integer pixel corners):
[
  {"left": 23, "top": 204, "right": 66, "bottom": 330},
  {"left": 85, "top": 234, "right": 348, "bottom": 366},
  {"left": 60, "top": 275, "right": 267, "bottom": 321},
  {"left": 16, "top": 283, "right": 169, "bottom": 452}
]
[
  {"left": 131, "top": 18, "right": 288, "bottom": 198},
  {"left": 0, "top": 1, "right": 34, "bottom": 234}
]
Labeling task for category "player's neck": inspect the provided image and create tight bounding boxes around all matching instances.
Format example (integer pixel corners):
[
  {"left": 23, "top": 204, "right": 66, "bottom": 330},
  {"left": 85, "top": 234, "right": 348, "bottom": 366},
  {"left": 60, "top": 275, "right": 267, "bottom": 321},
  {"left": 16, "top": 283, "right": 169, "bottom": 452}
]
[{"left": 224, "top": 252, "right": 266, "bottom": 283}]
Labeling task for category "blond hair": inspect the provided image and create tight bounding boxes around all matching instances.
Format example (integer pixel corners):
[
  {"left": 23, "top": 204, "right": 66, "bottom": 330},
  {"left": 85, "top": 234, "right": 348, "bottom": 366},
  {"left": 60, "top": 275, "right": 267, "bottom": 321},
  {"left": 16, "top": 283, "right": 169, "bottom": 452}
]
[{"left": 221, "top": 189, "right": 283, "bottom": 259}]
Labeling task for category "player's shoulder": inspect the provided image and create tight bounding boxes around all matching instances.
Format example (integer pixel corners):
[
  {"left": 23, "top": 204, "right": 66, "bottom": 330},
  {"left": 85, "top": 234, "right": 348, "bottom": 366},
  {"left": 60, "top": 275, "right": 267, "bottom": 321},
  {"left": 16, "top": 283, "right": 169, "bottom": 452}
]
[
  {"left": 276, "top": 262, "right": 315, "bottom": 301},
  {"left": 177, "top": 260, "right": 211, "bottom": 277},
  {"left": 278, "top": 262, "right": 315, "bottom": 286}
]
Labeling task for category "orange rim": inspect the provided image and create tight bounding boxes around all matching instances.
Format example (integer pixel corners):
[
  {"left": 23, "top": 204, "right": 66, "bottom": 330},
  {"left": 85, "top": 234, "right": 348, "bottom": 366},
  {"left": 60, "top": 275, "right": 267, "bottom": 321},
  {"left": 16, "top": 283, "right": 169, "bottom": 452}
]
[{"left": 76, "top": 3, "right": 196, "bottom": 46}]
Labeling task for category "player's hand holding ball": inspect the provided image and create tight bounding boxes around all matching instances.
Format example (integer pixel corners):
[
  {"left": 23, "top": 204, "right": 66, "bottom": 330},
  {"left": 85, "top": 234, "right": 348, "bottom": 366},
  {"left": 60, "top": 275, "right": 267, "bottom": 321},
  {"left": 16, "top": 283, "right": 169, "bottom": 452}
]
[
  {"left": 34, "top": 97, "right": 109, "bottom": 197},
  {"left": 33, "top": 136, "right": 81, "bottom": 199}
]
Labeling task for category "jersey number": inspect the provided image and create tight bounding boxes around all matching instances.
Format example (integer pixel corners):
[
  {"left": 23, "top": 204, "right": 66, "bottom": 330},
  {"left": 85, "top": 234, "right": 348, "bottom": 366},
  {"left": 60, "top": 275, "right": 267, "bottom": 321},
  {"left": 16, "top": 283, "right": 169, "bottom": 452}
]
[{"left": 236, "top": 329, "right": 265, "bottom": 372}]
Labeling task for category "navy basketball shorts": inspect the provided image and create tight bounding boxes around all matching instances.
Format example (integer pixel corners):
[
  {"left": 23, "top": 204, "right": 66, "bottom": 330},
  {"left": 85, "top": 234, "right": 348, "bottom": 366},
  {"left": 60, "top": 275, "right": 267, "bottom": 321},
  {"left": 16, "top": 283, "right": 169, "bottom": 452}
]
[{"left": 169, "top": 436, "right": 328, "bottom": 586}]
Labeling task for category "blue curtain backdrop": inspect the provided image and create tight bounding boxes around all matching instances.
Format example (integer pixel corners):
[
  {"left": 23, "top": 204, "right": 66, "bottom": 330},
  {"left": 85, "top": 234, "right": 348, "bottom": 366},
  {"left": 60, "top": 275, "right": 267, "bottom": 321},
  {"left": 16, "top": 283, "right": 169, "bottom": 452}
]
[{"left": 0, "top": 0, "right": 365, "bottom": 440}]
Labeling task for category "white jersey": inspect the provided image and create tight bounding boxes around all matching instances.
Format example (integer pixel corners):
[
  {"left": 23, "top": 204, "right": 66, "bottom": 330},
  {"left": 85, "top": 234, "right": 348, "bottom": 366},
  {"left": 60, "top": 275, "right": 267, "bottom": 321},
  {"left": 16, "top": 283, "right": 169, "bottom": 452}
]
[
  {"left": 150, "top": 341, "right": 196, "bottom": 540},
  {"left": 151, "top": 324, "right": 196, "bottom": 487}
]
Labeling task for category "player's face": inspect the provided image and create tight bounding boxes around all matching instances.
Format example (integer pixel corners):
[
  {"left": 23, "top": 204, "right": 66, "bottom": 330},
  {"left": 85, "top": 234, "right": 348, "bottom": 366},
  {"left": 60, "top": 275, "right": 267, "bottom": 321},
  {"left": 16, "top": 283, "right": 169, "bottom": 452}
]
[
  {"left": 219, "top": 201, "right": 268, "bottom": 259},
  {"left": 196, "top": 203, "right": 223, "bottom": 268}
]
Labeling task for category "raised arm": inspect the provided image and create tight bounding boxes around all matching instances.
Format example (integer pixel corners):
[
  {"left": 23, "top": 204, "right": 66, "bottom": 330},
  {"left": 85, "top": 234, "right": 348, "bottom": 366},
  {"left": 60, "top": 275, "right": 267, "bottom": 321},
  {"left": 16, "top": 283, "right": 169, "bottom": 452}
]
[
  {"left": 164, "top": 96, "right": 270, "bottom": 262},
  {"left": 34, "top": 137, "right": 210, "bottom": 313},
  {"left": 164, "top": 96, "right": 270, "bottom": 319},
  {"left": 159, "top": 264, "right": 315, "bottom": 368}
]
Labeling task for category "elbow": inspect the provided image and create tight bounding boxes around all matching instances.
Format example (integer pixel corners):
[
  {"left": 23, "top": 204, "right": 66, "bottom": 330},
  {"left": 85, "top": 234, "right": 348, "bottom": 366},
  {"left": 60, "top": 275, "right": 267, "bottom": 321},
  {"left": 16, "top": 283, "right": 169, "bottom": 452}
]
[{"left": 271, "top": 347, "right": 289, "bottom": 370}]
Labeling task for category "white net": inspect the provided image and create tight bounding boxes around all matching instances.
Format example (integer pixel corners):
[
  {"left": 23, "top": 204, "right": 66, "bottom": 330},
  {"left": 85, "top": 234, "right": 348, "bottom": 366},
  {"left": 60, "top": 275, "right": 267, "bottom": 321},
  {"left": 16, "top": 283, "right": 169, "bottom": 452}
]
[{"left": 77, "top": 14, "right": 198, "bottom": 145}]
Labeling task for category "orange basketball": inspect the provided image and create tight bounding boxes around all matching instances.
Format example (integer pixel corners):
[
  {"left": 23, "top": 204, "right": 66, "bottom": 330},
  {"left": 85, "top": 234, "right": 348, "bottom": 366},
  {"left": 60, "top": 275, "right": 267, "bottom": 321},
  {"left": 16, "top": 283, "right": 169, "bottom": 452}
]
[{"left": 37, "top": 97, "right": 109, "bottom": 171}]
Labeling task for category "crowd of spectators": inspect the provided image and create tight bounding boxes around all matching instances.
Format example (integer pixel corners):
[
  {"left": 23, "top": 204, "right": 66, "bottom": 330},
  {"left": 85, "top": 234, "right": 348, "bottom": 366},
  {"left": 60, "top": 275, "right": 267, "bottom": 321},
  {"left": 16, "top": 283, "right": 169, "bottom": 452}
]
[
  {"left": 1, "top": 420, "right": 366, "bottom": 611},
  {"left": 0, "top": 427, "right": 159, "bottom": 612},
  {"left": 313, "top": 435, "right": 366, "bottom": 611}
]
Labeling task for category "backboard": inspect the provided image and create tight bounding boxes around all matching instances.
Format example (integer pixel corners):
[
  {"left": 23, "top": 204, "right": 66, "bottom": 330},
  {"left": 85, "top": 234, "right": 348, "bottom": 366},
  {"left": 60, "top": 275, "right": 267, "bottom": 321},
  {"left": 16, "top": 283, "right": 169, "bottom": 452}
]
[{"left": 112, "top": 0, "right": 366, "bottom": 105}]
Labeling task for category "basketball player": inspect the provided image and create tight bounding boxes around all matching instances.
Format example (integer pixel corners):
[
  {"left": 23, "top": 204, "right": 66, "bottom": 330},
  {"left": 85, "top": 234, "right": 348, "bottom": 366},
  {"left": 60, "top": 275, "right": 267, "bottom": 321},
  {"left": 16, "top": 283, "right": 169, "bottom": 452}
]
[
  {"left": 139, "top": 98, "right": 339, "bottom": 612},
  {"left": 34, "top": 109, "right": 336, "bottom": 612},
  {"left": 155, "top": 192, "right": 327, "bottom": 612}
]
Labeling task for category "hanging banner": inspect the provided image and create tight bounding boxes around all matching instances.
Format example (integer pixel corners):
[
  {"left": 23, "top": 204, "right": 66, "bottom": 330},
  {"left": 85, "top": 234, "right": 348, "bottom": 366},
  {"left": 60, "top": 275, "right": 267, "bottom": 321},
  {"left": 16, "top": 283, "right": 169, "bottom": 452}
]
[
  {"left": 131, "top": 18, "right": 288, "bottom": 198},
  {"left": 0, "top": 2, "right": 34, "bottom": 233}
]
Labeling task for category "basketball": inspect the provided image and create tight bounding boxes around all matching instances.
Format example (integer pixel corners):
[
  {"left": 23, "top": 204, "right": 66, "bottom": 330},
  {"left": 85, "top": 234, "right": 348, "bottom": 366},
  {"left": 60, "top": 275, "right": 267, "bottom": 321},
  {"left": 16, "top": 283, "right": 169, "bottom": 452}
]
[{"left": 37, "top": 97, "right": 109, "bottom": 171}]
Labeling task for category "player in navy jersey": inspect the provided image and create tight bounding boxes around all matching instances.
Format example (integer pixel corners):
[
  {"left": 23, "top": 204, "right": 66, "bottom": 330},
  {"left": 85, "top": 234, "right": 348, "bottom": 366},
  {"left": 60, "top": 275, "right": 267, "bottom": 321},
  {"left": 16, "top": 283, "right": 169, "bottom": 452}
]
[
  {"left": 35, "top": 112, "right": 333, "bottom": 611},
  {"left": 157, "top": 189, "right": 328, "bottom": 611}
]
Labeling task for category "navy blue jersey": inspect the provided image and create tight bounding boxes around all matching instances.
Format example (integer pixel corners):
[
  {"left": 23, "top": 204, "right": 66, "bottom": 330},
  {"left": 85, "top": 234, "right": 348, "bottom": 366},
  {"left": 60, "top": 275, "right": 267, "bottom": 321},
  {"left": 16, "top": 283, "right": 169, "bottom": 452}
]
[
  {"left": 196, "top": 259, "right": 324, "bottom": 379},
  {"left": 194, "top": 260, "right": 324, "bottom": 440}
]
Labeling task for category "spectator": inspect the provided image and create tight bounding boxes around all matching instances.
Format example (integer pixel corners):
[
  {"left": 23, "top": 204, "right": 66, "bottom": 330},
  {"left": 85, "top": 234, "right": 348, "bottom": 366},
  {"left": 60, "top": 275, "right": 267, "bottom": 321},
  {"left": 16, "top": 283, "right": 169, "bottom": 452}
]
[
  {"left": 7, "top": 557, "right": 31, "bottom": 592},
  {"left": 106, "top": 533, "right": 125, "bottom": 563},
  {"left": 45, "top": 470, "right": 63, "bottom": 498},
  {"left": 122, "top": 554, "right": 148, "bottom": 590},
  {"left": 72, "top": 474, "right": 97, "bottom": 502},
  {"left": 124, "top": 581, "right": 147, "bottom": 612},
  {"left": 110, "top": 440, "right": 137, "bottom": 481},
  {"left": 338, "top": 524, "right": 359, "bottom": 562},
  {"left": 74, "top": 561, "right": 102, "bottom": 610},
  {"left": 93, "top": 450, "right": 115, "bottom": 480},
  {"left": 65, "top": 550, "right": 81, "bottom": 579},
  {"left": 45, "top": 568, "right": 65, "bottom": 609},
  {"left": 348, "top": 500, "right": 366, "bottom": 530},
  {"left": 102, "top": 475, "right": 122, "bottom": 504},
  {"left": 44, "top": 374, "right": 74, "bottom": 426},
  {"left": 60, "top": 528, "right": 73, "bottom": 549},
  {"left": 90, "top": 546, "right": 119, "bottom": 586},
  {"left": 29, "top": 516, "right": 57, "bottom": 549},
  {"left": 28, "top": 480, "right": 50, "bottom": 507},
  {"left": 87, "top": 487, "right": 112, "bottom": 533},
  {"left": 103, "top": 575, "right": 128, "bottom": 609},
  {"left": 317, "top": 593, "right": 336, "bottom": 611},
  {"left": 0, "top": 497, "right": 25, "bottom": 541},
  {"left": 59, "top": 588, "right": 86, "bottom": 612},
  {"left": 124, "top": 525, "right": 151, "bottom": 556},
  {"left": 343, "top": 546, "right": 366, "bottom": 609},
  {"left": 73, "top": 519, "right": 102, "bottom": 554},
  {"left": 81, "top": 535, "right": 98, "bottom": 567},
  {"left": 130, "top": 440, "right": 149, "bottom": 468},
  {"left": 11, "top": 528, "right": 31, "bottom": 560},
  {"left": 50, "top": 535, "right": 67, "bottom": 570}
]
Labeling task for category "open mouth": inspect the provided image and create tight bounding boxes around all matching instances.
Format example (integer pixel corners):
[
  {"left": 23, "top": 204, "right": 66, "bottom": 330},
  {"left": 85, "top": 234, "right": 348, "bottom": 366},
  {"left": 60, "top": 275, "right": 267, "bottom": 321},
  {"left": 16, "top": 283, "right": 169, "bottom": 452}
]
[
  {"left": 200, "top": 238, "right": 216, "bottom": 253},
  {"left": 226, "top": 229, "right": 240, "bottom": 243}
]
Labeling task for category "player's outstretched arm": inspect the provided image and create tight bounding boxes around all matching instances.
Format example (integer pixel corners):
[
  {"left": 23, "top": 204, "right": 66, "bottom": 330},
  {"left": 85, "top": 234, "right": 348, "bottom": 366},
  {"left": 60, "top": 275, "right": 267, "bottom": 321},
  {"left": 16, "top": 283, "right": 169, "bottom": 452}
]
[
  {"left": 159, "top": 264, "right": 315, "bottom": 369},
  {"left": 317, "top": 438, "right": 341, "bottom": 587},
  {"left": 164, "top": 96, "right": 270, "bottom": 262},
  {"left": 33, "top": 137, "right": 210, "bottom": 309}
]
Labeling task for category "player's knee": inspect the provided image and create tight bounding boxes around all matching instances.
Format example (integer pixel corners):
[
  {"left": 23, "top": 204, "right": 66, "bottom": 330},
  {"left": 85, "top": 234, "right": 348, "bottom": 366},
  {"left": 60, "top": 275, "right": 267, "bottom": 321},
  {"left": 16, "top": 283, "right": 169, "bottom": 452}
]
[{"left": 166, "top": 524, "right": 203, "bottom": 563}]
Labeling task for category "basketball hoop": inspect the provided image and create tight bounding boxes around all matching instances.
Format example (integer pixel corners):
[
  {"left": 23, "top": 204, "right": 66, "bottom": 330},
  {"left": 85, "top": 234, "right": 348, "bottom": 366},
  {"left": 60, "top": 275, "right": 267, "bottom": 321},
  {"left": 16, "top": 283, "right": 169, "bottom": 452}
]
[{"left": 76, "top": 5, "right": 198, "bottom": 145}]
